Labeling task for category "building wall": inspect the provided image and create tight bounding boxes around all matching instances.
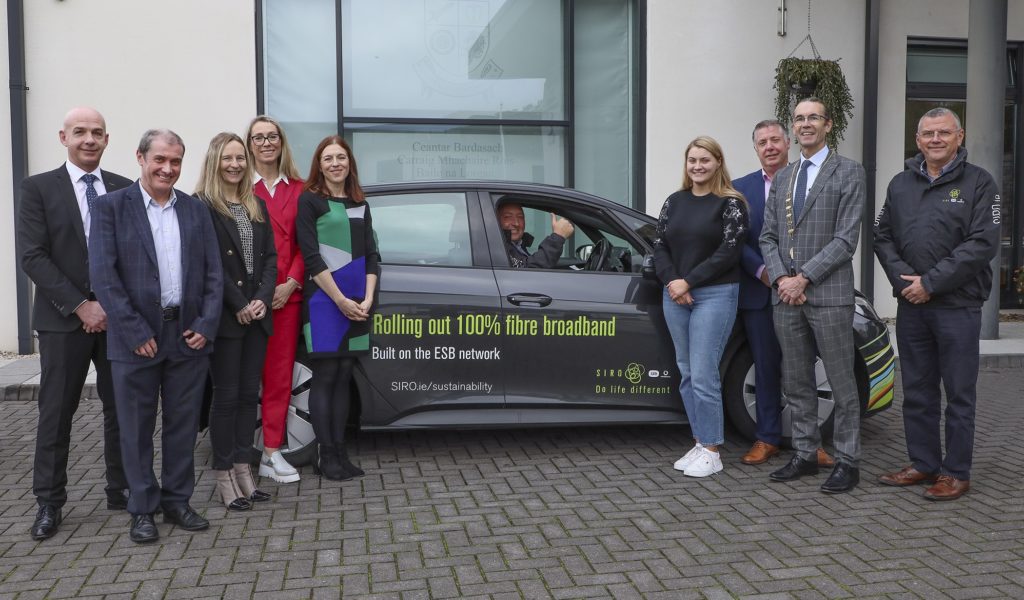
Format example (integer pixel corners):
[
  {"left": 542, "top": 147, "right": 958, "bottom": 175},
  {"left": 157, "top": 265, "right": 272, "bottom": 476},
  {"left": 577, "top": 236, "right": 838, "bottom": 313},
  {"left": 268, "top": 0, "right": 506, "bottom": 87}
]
[
  {"left": 3, "top": 1, "right": 1024, "bottom": 351},
  {"left": 0, "top": 1, "right": 19, "bottom": 351},
  {"left": 1, "top": 0, "right": 257, "bottom": 351}
]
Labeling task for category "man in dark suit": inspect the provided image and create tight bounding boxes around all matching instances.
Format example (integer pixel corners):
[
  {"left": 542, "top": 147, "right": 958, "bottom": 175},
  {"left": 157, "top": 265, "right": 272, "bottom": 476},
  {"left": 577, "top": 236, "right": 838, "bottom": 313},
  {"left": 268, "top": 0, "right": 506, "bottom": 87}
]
[
  {"left": 18, "top": 107, "right": 133, "bottom": 541},
  {"left": 733, "top": 120, "right": 835, "bottom": 469},
  {"left": 759, "top": 98, "right": 866, "bottom": 494},
  {"left": 89, "top": 129, "right": 222, "bottom": 543}
]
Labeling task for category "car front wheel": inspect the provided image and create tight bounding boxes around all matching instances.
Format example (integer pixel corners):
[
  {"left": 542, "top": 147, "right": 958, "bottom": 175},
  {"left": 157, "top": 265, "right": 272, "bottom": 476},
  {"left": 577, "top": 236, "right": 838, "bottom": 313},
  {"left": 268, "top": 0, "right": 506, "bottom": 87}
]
[{"left": 723, "top": 345, "right": 865, "bottom": 446}]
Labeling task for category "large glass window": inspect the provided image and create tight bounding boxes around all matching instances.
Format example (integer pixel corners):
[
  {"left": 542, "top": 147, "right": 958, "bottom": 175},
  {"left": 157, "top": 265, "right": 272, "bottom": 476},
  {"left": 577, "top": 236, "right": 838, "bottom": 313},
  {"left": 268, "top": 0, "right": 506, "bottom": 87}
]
[
  {"left": 342, "top": 0, "right": 564, "bottom": 120},
  {"left": 261, "top": 0, "right": 641, "bottom": 208}
]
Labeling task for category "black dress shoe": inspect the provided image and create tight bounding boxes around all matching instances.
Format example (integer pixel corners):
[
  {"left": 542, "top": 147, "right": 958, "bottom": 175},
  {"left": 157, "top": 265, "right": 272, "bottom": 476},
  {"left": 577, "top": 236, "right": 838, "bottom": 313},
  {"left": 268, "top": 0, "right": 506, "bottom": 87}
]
[
  {"left": 129, "top": 514, "right": 159, "bottom": 543},
  {"left": 107, "top": 490, "right": 129, "bottom": 511},
  {"left": 821, "top": 462, "right": 860, "bottom": 494},
  {"left": 248, "top": 489, "right": 272, "bottom": 502},
  {"left": 30, "top": 505, "right": 62, "bottom": 541},
  {"left": 768, "top": 455, "right": 819, "bottom": 482},
  {"left": 162, "top": 505, "right": 209, "bottom": 531}
]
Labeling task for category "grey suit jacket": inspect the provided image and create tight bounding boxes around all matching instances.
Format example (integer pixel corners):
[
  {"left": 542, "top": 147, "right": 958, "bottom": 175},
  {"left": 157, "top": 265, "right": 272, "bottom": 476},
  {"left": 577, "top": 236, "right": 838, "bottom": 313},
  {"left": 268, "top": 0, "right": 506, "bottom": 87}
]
[{"left": 758, "top": 151, "right": 865, "bottom": 307}]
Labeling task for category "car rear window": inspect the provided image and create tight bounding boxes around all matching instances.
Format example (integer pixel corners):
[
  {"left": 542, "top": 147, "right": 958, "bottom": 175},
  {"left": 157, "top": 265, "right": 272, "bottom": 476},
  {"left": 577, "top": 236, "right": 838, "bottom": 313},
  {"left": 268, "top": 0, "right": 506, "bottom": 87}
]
[{"left": 369, "top": 192, "right": 473, "bottom": 267}]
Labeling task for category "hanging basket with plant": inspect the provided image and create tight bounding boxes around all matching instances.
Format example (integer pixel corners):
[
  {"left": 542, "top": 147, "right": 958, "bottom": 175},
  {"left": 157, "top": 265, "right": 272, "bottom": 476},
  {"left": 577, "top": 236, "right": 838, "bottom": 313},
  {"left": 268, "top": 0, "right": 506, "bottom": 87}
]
[{"left": 774, "top": 56, "right": 855, "bottom": 149}]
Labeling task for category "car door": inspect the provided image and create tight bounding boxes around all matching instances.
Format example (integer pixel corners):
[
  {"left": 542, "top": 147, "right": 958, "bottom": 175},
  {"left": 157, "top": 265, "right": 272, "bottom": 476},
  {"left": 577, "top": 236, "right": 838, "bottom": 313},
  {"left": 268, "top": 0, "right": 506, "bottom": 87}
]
[
  {"left": 485, "top": 191, "right": 683, "bottom": 423},
  {"left": 358, "top": 189, "right": 508, "bottom": 427}
]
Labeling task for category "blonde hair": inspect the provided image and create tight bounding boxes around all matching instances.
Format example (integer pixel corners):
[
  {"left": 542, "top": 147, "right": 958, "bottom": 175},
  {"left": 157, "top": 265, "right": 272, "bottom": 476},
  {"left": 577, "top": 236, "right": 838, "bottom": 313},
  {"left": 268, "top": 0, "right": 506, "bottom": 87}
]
[
  {"left": 681, "top": 135, "right": 745, "bottom": 203},
  {"left": 194, "top": 132, "right": 264, "bottom": 222},
  {"left": 245, "top": 115, "right": 301, "bottom": 180}
]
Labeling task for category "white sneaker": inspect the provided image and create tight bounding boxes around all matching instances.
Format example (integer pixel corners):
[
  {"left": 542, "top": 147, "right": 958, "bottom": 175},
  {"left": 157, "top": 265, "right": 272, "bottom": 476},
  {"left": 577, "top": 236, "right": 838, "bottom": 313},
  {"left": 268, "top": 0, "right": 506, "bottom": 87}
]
[
  {"left": 259, "top": 451, "right": 301, "bottom": 483},
  {"left": 673, "top": 444, "right": 704, "bottom": 471},
  {"left": 683, "top": 447, "right": 724, "bottom": 478}
]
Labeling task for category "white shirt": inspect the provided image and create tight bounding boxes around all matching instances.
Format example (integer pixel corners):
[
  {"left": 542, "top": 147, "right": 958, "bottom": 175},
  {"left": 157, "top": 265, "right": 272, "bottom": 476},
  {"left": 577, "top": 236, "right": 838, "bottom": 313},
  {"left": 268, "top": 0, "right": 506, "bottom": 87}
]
[
  {"left": 258, "top": 173, "right": 289, "bottom": 197},
  {"left": 140, "top": 185, "right": 182, "bottom": 307},
  {"left": 794, "top": 145, "right": 830, "bottom": 198},
  {"left": 65, "top": 161, "right": 107, "bottom": 243}
]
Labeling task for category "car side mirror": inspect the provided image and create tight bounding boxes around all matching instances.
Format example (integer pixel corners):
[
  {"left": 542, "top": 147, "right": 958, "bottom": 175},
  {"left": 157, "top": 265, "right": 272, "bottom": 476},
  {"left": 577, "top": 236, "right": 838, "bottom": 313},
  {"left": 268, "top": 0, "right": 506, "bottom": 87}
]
[{"left": 641, "top": 254, "right": 657, "bottom": 280}]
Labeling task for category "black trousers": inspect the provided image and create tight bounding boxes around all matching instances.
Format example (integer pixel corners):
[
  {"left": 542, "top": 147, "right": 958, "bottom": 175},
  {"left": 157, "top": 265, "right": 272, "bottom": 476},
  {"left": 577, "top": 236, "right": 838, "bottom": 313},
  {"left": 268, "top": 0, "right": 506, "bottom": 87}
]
[
  {"left": 111, "top": 319, "right": 209, "bottom": 515},
  {"left": 34, "top": 328, "right": 127, "bottom": 507},
  {"left": 309, "top": 357, "right": 355, "bottom": 448},
  {"left": 896, "top": 304, "right": 981, "bottom": 480},
  {"left": 209, "top": 326, "right": 269, "bottom": 470}
]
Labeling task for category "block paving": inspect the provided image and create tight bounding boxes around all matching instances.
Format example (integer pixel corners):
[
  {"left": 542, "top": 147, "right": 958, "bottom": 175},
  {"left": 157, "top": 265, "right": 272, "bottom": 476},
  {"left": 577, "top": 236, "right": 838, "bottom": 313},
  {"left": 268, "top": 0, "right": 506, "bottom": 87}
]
[{"left": 0, "top": 367, "right": 1022, "bottom": 599}]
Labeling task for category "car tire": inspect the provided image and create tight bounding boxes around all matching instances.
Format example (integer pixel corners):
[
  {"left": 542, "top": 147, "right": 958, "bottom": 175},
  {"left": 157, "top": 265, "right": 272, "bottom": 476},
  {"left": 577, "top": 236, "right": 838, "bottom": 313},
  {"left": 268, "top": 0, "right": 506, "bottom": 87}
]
[
  {"left": 723, "top": 344, "right": 869, "bottom": 447},
  {"left": 252, "top": 354, "right": 318, "bottom": 467}
]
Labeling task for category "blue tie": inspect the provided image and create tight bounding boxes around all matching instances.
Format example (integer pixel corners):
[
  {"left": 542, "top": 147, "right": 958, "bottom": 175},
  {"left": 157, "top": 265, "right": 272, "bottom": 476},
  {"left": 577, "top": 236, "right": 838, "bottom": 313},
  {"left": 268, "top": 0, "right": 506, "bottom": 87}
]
[
  {"left": 793, "top": 159, "right": 812, "bottom": 219},
  {"left": 82, "top": 173, "right": 99, "bottom": 213}
]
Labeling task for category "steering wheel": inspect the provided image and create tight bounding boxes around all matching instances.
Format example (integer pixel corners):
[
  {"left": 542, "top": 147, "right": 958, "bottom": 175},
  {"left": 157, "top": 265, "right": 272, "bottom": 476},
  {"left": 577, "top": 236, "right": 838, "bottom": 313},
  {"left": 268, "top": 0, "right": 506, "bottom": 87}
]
[{"left": 585, "top": 238, "right": 611, "bottom": 272}]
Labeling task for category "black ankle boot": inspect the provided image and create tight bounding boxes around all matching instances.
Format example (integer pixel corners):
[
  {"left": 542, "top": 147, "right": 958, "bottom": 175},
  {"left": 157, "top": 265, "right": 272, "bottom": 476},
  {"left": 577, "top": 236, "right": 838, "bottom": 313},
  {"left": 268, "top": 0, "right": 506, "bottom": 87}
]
[
  {"left": 316, "top": 445, "right": 347, "bottom": 481},
  {"left": 336, "top": 446, "right": 365, "bottom": 478}
]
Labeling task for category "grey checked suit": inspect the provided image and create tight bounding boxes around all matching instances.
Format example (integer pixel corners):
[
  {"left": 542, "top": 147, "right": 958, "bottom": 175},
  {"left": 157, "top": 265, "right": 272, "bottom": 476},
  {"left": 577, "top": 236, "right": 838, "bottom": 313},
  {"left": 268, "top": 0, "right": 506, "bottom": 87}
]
[{"left": 759, "top": 151, "right": 866, "bottom": 464}]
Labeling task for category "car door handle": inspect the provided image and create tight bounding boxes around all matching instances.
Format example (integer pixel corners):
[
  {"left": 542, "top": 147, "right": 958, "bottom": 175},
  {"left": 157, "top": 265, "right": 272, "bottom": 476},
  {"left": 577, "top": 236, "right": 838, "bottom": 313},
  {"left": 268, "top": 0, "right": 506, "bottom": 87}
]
[{"left": 507, "top": 293, "right": 552, "bottom": 307}]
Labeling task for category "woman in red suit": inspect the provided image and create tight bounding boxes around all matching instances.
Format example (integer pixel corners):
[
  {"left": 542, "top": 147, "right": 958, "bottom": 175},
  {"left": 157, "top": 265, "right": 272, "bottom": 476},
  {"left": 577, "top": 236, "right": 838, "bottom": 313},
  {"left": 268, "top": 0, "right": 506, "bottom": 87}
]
[{"left": 246, "top": 116, "right": 304, "bottom": 483}]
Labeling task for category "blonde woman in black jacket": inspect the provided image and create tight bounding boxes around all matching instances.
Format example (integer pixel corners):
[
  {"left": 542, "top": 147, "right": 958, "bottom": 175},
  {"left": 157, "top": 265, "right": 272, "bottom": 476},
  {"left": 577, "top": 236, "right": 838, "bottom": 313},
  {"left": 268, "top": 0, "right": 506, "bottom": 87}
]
[{"left": 195, "top": 132, "right": 278, "bottom": 510}]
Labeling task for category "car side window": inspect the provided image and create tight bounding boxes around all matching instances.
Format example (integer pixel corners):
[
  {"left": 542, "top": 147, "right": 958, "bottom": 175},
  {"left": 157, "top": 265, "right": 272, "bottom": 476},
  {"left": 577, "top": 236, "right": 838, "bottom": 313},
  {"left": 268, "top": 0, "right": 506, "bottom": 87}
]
[
  {"left": 369, "top": 192, "right": 472, "bottom": 266},
  {"left": 498, "top": 198, "right": 646, "bottom": 273}
]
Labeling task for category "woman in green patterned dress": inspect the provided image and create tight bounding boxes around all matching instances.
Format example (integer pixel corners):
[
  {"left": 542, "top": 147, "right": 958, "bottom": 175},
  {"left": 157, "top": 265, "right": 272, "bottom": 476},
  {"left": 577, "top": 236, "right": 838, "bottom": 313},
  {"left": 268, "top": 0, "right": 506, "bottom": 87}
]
[{"left": 295, "top": 136, "right": 379, "bottom": 481}]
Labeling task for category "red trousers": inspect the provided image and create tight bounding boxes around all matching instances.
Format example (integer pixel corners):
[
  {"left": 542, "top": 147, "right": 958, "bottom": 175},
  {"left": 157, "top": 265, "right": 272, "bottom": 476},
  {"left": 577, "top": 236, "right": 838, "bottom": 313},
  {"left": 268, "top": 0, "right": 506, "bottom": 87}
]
[{"left": 261, "top": 301, "right": 301, "bottom": 449}]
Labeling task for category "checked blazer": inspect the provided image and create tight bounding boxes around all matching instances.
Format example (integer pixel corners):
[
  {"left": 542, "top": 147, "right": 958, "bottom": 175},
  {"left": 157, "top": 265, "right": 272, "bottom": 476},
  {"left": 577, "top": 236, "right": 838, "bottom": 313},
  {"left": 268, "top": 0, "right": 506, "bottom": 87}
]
[
  {"left": 88, "top": 181, "right": 223, "bottom": 362},
  {"left": 759, "top": 152, "right": 865, "bottom": 306}
]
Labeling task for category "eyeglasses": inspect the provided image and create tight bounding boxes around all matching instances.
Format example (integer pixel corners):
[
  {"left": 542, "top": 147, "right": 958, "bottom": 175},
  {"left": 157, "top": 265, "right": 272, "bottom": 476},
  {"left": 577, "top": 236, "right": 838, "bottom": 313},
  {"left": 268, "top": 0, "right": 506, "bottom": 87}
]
[
  {"left": 250, "top": 133, "right": 281, "bottom": 145},
  {"left": 917, "top": 129, "right": 961, "bottom": 140},
  {"left": 792, "top": 114, "right": 827, "bottom": 125}
]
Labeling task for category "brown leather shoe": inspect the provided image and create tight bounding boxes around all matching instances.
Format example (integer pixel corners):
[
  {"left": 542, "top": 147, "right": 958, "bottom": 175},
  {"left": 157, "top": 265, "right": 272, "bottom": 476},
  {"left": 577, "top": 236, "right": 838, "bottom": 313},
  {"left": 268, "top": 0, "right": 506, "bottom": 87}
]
[
  {"left": 923, "top": 475, "right": 970, "bottom": 501},
  {"left": 878, "top": 465, "right": 938, "bottom": 487},
  {"left": 741, "top": 441, "right": 779, "bottom": 465},
  {"left": 816, "top": 448, "right": 835, "bottom": 467}
]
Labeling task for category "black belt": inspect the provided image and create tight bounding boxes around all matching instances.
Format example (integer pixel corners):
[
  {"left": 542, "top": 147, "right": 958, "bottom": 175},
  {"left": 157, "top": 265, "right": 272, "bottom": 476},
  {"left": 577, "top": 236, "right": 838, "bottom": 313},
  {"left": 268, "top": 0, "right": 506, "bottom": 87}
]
[{"left": 162, "top": 306, "right": 180, "bottom": 321}]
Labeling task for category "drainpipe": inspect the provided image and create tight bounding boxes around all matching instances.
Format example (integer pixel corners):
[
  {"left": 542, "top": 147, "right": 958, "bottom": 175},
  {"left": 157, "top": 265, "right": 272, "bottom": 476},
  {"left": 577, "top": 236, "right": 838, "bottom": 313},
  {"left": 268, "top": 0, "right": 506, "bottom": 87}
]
[
  {"left": 967, "top": 0, "right": 1007, "bottom": 340},
  {"left": 860, "top": 0, "right": 879, "bottom": 303},
  {"left": 7, "top": 0, "right": 32, "bottom": 354}
]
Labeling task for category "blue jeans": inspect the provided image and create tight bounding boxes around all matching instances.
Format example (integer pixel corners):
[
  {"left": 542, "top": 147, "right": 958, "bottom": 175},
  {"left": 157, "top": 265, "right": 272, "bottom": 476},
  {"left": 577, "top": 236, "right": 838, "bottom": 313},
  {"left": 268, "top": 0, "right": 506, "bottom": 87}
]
[{"left": 662, "top": 284, "right": 738, "bottom": 446}]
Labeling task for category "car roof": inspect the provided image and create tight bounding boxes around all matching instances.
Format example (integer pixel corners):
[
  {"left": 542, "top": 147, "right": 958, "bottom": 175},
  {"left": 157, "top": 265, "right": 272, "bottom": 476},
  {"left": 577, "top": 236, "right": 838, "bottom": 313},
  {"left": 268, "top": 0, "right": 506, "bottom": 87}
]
[{"left": 363, "top": 180, "right": 650, "bottom": 220}]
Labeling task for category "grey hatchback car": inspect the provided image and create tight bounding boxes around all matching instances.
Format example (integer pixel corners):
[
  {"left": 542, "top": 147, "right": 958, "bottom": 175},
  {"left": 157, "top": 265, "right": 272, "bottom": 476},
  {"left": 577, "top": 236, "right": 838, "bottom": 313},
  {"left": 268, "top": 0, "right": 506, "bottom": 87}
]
[{"left": 255, "top": 181, "right": 895, "bottom": 466}]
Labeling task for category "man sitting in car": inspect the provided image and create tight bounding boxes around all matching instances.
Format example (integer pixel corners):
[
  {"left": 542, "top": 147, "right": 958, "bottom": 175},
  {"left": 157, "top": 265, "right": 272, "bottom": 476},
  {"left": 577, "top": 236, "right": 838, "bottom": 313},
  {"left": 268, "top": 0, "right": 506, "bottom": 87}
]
[{"left": 498, "top": 201, "right": 575, "bottom": 268}]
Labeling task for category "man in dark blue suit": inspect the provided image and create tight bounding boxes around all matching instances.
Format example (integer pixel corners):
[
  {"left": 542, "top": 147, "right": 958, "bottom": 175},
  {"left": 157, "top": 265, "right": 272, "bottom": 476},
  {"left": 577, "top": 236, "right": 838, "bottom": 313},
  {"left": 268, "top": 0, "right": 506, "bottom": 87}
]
[
  {"left": 89, "top": 129, "right": 222, "bottom": 543},
  {"left": 732, "top": 120, "right": 834, "bottom": 468}
]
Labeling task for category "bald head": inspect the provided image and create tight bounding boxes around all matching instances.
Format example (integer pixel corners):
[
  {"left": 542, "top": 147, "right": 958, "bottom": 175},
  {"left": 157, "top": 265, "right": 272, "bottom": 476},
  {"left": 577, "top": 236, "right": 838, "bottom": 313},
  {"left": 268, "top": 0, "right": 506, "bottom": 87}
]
[{"left": 59, "top": 107, "right": 109, "bottom": 172}]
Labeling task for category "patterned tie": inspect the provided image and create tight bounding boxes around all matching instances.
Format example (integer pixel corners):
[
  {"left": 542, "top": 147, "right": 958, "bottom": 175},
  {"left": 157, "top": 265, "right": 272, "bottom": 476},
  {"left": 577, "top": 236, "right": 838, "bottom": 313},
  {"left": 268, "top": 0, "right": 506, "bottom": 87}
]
[
  {"left": 792, "top": 160, "right": 812, "bottom": 219},
  {"left": 82, "top": 173, "right": 99, "bottom": 213}
]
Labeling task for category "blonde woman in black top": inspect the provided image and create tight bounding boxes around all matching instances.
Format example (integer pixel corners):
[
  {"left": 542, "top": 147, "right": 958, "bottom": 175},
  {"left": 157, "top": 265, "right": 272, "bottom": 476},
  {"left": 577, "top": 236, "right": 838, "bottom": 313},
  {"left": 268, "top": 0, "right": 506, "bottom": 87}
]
[
  {"left": 653, "top": 136, "right": 749, "bottom": 478},
  {"left": 195, "top": 132, "right": 278, "bottom": 509}
]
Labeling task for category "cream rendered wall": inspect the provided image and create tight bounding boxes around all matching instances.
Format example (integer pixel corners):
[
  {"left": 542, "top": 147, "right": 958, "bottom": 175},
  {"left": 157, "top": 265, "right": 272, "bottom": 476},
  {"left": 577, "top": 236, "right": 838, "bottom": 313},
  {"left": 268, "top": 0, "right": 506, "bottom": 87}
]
[
  {"left": 5, "top": 0, "right": 257, "bottom": 351},
  {"left": 1, "top": 1, "right": 19, "bottom": 351},
  {"left": 873, "top": 0, "right": 1024, "bottom": 318},
  {"left": 645, "top": 0, "right": 866, "bottom": 292}
]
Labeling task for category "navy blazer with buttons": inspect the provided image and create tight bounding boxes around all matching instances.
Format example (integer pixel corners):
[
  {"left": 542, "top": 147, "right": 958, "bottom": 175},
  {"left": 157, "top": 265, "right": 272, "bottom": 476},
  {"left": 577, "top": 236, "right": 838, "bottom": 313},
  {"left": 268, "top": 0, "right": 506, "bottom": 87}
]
[
  {"left": 89, "top": 181, "right": 223, "bottom": 362},
  {"left": 207, "top": 199, "right": 277, "bottom": 338},
  {"left": 732, "top": 169, "right": 773, "bottom": 310}
]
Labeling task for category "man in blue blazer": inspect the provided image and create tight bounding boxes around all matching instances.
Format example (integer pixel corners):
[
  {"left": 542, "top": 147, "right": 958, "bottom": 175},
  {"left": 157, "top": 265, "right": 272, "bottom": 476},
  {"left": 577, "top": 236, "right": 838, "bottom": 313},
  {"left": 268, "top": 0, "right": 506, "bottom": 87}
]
[
  {"left": 732, "top": 120, "right": 790, "bottom": 465},
  {"left": 89, "top": 129, "right": 222, "bottom": 543},
  {"left": 732, "top": 120, "right": 835, "bottom": 469}
]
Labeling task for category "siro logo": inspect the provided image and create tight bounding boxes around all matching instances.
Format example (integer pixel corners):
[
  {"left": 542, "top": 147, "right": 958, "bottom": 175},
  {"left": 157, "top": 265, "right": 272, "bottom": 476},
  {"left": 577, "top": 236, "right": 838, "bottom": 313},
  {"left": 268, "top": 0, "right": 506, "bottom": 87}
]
[
  {"left": 944, "top": 188, "right": 964, "bottom": 204},
  {"left": 625, "top": 363, "right": 644, "bottom": 384}
]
